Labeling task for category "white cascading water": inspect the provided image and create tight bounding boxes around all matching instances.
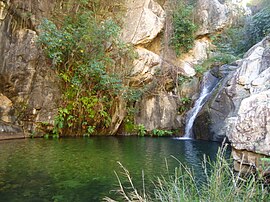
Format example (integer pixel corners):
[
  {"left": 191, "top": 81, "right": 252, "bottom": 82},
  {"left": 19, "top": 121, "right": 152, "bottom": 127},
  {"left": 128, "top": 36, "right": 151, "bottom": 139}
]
[{"left": 183, "top": 71, "right": 219, "bottom": 139}]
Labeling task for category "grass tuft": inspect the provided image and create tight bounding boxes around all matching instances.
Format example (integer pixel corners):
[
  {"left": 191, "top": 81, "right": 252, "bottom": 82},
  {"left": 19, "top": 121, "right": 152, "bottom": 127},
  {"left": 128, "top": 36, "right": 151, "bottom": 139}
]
[{"left": 105, "top": 144, "right": 270, "bottom": 202}]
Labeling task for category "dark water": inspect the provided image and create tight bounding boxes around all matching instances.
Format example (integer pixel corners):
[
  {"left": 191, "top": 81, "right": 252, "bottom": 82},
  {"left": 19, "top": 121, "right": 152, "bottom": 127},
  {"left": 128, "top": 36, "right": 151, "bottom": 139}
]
[{"left": 0, "top": 137, "right": 225, "bottom": 201}]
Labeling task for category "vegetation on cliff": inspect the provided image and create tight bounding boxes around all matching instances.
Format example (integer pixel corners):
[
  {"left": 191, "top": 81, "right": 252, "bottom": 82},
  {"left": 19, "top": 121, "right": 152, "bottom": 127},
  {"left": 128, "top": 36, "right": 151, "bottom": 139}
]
[
  {"left": 212, "top": 1, "right": 270, "bottom": 59},
  {"left": 38, "top": 0, "right": 135, "bottom": 136},
  {"left": 170, "top": 0, "right": 197, "bottom": 56}
]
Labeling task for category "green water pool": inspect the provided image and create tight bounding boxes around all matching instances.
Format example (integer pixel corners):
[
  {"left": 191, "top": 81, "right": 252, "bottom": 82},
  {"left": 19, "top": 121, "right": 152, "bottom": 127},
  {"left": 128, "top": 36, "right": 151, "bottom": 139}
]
[{"left": 0, "top": 136, "right": 225, "bottom": 201}]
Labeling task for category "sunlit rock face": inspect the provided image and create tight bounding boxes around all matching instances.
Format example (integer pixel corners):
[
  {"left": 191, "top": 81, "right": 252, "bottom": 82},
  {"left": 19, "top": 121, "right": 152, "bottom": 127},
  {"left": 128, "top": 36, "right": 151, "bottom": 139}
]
[
  {"left": 130, "top": 47, "right": 162, "bottom": 87},
  {"left": 123, "top": 0, "right": 240, "bottom": 132},
  {"left": 135, "top": 92, "right": 181, "bottom": 131},
  {"left": 121, "top": 0, "right": 165, "bottom": 45},
  {"left": 0, "top": 0, "right": 60, "bottom": 138},
  {"left": 227, "top": 90, "right": 270, "bottom": 155},
  {"left": 0, "top": 94, "right": 12, "bottom": 123},
  {"left": 226, "top": 36, "right": 270, "bottom": 156},
  {"left": 0, "top": 0, "right": 252, "bottom": 137},
  {"left": 195, "top": 0, "right": 230, "bottom": 36}
]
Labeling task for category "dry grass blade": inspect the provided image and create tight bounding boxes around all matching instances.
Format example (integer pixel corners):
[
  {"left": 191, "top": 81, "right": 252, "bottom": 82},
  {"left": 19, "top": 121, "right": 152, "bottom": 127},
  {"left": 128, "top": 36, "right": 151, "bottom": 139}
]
[{"left": 103, "top": 162, "right": 147, "bottom": 202}]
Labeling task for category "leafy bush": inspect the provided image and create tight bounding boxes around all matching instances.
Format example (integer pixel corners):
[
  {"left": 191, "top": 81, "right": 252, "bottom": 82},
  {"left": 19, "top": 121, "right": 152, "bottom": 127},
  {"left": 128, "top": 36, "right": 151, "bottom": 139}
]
[
  {"left": 152, "top": 129, "right": 173, "bottom": 137},
  {"left": 212, "top": 5, "right": 270, "bottom": 58},
  {"left": 38, "top": 1, "right": 134, "bottom": 136},
  {"left": 137, "top": 124, "right": 147, "bottom": 137},
  {"left": 245, "top": 6, "right": 270, "bottom": 49},
  {"left": 170, "top": 1, "right": 197, "bottom": 56},
  {"left": 178, "top": 96, "right": 192, "bottom": 114}
]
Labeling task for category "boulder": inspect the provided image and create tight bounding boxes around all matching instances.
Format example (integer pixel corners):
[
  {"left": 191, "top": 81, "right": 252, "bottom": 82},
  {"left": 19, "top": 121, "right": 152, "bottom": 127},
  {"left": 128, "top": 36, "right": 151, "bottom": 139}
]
[
  {"left": 232, "top": 148, "right": 268, "bottom": 173},
  {"left": 0, "top": 94, "right": 12, "bottom": 123},
  {"left": 135, "top": 92, "right": 181, "bottom": 131},
  {"left": 195, "top": 0, "right": 230, "bottom": 36},
  {"left": 130, "top": 47, "right": 162, "bottom": 87},
  {"left": 227, "top": 90, "right": 270, "bottom": 156},
  {"left": 193, "top": 35, "right": 270, "bottom": 166},
  {"left": 122, "top": 0, "right": 165, "bottom": 45},
  {"left": 193, "top": 64, "right": 239, "bottom": 141}
]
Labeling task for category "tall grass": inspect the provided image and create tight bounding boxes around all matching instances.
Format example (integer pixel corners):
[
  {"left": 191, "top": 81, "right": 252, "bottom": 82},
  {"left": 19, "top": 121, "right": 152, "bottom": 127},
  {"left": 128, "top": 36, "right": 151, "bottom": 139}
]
[{"left": 104, "top": 144, "right": 270, "bottom": 202}]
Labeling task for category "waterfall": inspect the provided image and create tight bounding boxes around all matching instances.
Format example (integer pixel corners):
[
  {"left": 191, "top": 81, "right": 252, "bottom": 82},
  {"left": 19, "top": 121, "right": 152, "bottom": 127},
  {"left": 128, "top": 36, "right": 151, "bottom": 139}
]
[{"left": 183, "top": 71, "right": 220, "bottom": 139}]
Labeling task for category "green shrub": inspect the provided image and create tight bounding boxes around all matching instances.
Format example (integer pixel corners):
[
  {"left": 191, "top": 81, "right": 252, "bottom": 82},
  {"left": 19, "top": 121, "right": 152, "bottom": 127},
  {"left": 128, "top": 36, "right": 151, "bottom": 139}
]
[
  {"left": 245, "top": 6, "right": 270, "bottom": 49},
  {"left": 170, "top": 1, "right": 197, "bottom": 56},
  {"left": 212, "top": 5, "right": 270, "bottom": 58},
  {"left": 137, "top": 124, "right": 147, "bottom": 137},
  {"left": 178, "top": 97, "right": 192, "bottom": 114},
  {"left": 38, "top": 1, "right": 134, "bottom": 136},
  {"left": 152, "top": 129, "right": 173, "bottom": 137}
]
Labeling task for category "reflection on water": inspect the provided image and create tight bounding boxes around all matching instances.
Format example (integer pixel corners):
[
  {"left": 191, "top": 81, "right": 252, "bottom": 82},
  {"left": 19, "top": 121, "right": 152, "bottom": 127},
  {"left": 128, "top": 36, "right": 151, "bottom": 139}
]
[{"left": 0, "top": 137, "right": 226, "bottom": 201}]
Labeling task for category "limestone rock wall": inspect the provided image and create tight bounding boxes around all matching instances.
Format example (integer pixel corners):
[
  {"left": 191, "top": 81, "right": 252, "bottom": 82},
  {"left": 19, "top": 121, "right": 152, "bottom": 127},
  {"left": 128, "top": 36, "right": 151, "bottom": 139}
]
[
  {"left": 0, "top": 0, "right": 60, "bottom": 139},
  {"left": 0, "top": 0, "right": 248, "bottom": 138},
  {"left": 125, "top": 0, "right": 240, "bottom": 132}
]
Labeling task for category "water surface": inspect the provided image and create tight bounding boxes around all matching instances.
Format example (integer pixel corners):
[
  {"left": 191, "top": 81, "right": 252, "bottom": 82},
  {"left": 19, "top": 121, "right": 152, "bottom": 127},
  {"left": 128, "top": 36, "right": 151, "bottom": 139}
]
[{"left": 0, "top": 137, "right": 225, "bottom": 201}]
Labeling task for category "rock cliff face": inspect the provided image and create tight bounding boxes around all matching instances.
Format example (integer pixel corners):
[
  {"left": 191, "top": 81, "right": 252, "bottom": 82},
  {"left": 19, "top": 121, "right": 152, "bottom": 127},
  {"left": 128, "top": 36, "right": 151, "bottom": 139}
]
[
  {"left": 227, "top": 36, "right": 270, "bottom": 156},
  {"left": 0, "top": 0, "right": 60, "bottom": 139},
  {"left": 125, "top": 0, "right": 241, "bottom": 132},
  {"left": 0, "top": 0, "right": 250, "bottom": 139},
  {"left": 194, "top": 35, "right": 270, "bottom": 168}
]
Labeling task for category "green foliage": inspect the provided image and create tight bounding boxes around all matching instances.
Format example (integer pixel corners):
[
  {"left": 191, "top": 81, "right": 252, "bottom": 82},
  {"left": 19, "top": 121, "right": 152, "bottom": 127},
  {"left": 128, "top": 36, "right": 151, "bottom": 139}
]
[
  {"left": 43, "top": 133, "right": 59, "bottom": 139},
  {"left": 178, "top": 75, "right": 191, "bottom": 86},
  {"left": 152, "top": 129, "right": 173, "bottom": 137},
  {"left": 194, "top": 65, "right": 205, "bottom": 76},
  {"left": 38, "top": 1, "right": 134, "bottom": 136},
  {"left": 180, "top": 97, "right": 192, "bottom": 105},
  {"left": 137, "top": 124, "right": 147, "bottom": 137},
  {"left": 212, "top": 5, "right": 270, "bottom": 58},
  {"left": 202, "top": 53, "right": 237, "bottom": 69},
  {"left": 178, "top": 96, "right": 192, "bottom": 114},
  {"left": 171, "top": 1, "right": 197, "bottom": 56},
  {"left": 245, "top": 6, "right": 270, "bottom": 49},
  {"left": 212, "top": 27, "right": 246, "bottom": 58}
]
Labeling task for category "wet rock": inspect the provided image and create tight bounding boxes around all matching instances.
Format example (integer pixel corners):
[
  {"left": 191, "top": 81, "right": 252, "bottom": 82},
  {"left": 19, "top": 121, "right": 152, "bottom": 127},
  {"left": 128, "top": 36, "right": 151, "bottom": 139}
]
[
  {"left": 0, "top": 120, "right": 24, "bottom": 140},
  {"left": 194, "top": 35, "right": 270, "bottom": 167}
]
